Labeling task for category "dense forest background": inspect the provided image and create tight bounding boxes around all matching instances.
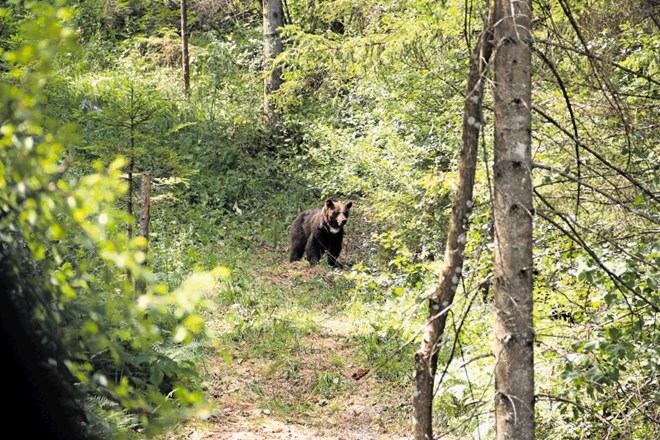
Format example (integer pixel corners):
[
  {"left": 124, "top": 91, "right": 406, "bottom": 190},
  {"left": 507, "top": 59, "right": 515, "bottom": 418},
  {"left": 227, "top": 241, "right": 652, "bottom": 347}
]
[{"left": 0, "top": 0, "right": 658, "bottom": 439}]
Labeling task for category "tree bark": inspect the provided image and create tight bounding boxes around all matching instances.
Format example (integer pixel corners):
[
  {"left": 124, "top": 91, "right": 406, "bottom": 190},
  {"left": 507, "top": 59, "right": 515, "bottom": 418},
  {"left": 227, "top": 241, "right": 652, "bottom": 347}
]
[
  {"left": 263, "top": 0, "right": 284, "bottom": 126},
  {"left": 181, "top": 0, "right": 190, "bottom": 94},
  {"left": 139, "top": 172, "right": 151, "bottom": 241},
  {"left": 127, "top": 116, "right": 135, "bottom": 239},
  {"left": 135, "top": 172, "right": 151, "bottom": 294},
  {"left": 492, "top": 0, "right": 535, "bottom": 439},
  {"left": 412, "top": 7, "right": 494, "bottom": 439}
]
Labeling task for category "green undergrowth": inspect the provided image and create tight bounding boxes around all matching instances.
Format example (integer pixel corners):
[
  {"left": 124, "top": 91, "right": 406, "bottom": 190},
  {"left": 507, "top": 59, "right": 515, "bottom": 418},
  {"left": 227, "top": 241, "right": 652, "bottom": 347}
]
[
  {"left": 213, "top": 246, "right": 422, "bottom": 377},
  {"left": 162, "top": 223, "right": 419, "bottom": 432}
]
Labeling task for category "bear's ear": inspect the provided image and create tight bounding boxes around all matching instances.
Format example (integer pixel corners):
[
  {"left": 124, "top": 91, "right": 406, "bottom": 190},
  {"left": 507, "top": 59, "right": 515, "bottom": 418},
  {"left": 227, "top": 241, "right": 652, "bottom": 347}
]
[
  {"left": 325, "top": 199, "right": 335, "bottom": 208},
  {"left": 346, "top": 201, "right": 353, "bottom": 210}
]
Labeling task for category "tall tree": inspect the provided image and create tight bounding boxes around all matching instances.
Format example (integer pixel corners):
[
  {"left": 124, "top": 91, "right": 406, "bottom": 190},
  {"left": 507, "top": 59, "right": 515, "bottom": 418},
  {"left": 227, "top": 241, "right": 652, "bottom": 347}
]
[
  {"left": 492, "top": 0, "right": 535, "bottom": 438},
  {"left": 262, "top": 0, "right": 284, "bottom": 126},
  {"left": 181, "top": 0, "right": 190, "bottom": 94},
  {"left": 412, "top": 6, "right": 494, "bottom": 439}
]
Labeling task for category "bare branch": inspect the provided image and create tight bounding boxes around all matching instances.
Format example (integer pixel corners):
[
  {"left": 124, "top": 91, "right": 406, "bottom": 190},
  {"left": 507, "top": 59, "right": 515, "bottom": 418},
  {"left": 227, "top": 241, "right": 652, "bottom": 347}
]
[
  {"left": 532, "top": 47, "right": 581, "bottom": 218},
  {"left": 436, "top": 283, "right": 482, "bottom": 392},
  {"left": 532, "top": 162, "right": 660, "bottom": 225},
  {"left": 536, "top": 39, "right": 660, "bottom": 88},
  {"left": 532, "top": 106, "right": 659, "bottom": 204},
  {"left": 459, "top": 352, "right": 495, "bottom": 369},
  {"left": 534, "top": 190, "right": 660, "bottom": 313},
  {"left": 536, "top": 393, "right": 614, "bottom": 427},
  {"left": 556, "top": 0, "right": 634, "bottom": 159}
]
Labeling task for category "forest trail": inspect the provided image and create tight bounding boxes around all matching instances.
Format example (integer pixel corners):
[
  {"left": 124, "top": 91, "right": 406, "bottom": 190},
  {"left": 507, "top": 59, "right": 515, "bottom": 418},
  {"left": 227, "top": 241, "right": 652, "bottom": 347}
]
[{"left": 178, "top": 249, "right": 411, "bottom": 440}]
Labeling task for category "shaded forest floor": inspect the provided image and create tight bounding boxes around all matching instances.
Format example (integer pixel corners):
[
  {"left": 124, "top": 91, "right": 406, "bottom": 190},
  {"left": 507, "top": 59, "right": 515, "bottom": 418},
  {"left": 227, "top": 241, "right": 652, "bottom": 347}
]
[{"left": 174, "top": 247, "right": 412, "bottom": 439}]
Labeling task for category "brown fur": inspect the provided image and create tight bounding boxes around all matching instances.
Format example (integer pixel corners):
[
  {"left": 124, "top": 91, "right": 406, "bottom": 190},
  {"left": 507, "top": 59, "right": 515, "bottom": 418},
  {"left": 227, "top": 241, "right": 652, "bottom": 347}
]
[{"left": 289, "top": 199, "right": 353, "bottom": 267}]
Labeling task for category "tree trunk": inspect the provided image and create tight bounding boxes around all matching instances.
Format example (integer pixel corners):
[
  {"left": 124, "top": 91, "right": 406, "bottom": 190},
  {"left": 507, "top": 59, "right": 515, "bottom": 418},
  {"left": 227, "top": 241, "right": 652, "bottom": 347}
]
[
  {"left": 263, "top": 0, "right": 284, "bottom": 126},
  {"left": 127, "top": 137, "right": 135, "bottom": 239},
  {"left": 492, "top": 0, "right": 535, "bottom": 438},
  {"left": 181, "top": 0, "right": 190, "bottom": 94},
  {"left": 127, "top": 86, "right": 136, "bottom": 239},
  {"left": 135, "top": 172, "right": 151, "bottom": 294},
  {"left": 412, "top": 7, "right": 494, "bottom": 439},
  {"left": 139, "top": 172, "right": 151, "bottom": 241}
]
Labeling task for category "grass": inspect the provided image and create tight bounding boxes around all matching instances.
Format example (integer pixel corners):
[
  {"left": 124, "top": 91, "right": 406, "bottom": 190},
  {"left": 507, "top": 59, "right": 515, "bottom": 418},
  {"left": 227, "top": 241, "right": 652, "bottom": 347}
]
[
  {"left": 148, "top": 185, "right": 418, "bottom": 439},
  {"left": 163, "top": 229, "right": 415, "bottom": 438}
]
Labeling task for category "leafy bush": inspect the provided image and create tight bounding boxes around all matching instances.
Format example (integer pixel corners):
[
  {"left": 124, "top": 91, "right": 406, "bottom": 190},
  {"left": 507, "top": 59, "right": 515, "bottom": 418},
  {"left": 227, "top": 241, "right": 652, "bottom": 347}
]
[{"left": 0, "top": 3, "right": 226, "bottom": 437}]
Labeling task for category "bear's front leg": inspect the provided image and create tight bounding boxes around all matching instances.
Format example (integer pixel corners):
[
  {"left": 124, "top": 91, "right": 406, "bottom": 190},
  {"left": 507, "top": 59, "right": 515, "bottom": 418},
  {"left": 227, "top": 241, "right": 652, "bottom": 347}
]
[
  {"left": 327, "top": 238, "right": 343, "bottom": 268},
  {"left": 304, "top": 236, "right": 322, "bottom": 266}
]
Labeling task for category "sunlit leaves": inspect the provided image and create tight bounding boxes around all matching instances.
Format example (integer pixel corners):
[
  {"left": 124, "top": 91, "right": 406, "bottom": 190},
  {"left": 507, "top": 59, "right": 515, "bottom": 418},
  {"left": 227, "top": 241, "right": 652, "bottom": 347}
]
[{"left": 0, "top": 2, "right": 221, "bottom": 436}]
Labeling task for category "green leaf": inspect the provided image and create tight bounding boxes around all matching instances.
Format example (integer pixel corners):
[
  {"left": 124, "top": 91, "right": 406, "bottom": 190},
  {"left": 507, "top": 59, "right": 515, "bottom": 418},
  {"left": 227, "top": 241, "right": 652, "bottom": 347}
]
[
  {"left": 605, "top": 327, "right": 621, "bottom": 342},
  {"left": 183, "top": 314, "right": 205, "bottom": 334},
  {"left": 150, "top": 366, "right": 164, "bottom": 387}
]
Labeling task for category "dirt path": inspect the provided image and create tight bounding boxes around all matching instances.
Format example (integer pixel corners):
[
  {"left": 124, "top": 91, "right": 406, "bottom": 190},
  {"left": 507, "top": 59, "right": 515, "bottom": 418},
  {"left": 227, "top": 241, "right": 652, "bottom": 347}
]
[{"left": 182, "top": 259, "right": 411, "bottom": 440}]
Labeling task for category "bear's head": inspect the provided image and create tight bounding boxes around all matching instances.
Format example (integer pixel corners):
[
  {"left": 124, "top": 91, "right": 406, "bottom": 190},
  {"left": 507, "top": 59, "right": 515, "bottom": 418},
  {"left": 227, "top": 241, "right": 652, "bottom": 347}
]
[{"left": 322, "top": 199, "right": 352, "bottom": 234}]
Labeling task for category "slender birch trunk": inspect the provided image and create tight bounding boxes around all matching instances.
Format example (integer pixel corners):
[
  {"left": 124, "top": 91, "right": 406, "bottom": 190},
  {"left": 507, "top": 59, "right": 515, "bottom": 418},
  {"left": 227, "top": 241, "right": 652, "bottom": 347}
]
[
  {"left": 492, "top": 0, "right": 535, "bottom": 438},
  {"left": 263, "top": 0, "right": 284, "bottom": 126},
  {"left": 412, "top": 7, "right": 494, "bottom": 439}
]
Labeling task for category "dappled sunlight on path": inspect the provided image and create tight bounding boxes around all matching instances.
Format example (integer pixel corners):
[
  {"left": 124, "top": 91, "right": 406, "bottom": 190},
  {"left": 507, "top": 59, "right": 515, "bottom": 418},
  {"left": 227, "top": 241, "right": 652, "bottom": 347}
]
[{"left": 180, "top": 254, "right": 410, "bottom": 440}]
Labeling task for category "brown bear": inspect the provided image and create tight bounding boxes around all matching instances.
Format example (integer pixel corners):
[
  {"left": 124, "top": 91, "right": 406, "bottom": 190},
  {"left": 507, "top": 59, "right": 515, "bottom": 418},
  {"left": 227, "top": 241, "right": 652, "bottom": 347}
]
[{"left": 289, "top": 199, "right": 353, "bottom": 267}]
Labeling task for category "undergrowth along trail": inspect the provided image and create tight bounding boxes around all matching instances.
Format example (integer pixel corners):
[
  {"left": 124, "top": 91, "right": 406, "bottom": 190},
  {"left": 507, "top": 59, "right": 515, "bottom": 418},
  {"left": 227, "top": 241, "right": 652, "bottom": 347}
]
[{"left": 182, "top": 247, "right": 411, "bottom": 440}]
